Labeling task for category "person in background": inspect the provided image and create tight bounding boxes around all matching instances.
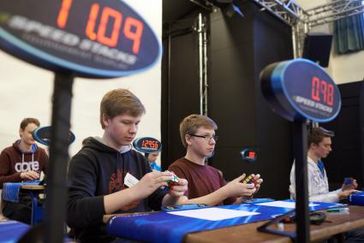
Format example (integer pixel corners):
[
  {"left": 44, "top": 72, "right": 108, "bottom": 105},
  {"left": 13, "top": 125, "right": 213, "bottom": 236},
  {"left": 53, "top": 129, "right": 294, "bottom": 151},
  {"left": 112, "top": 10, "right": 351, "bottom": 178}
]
[
  {"left": 66, "top": 89, "right": 188, "bottom": 243},
  {"left": 289, "top": 126, "right": 357, "bottom": 203},
  {"left": 168, "top": 114, "right": 263, "bottom": 206},
  {"left": 0, "top": 117, "right": 49, "bottom": 224},
  {"left": 145, "top": 151, "right": 161, "bottom": 171}
]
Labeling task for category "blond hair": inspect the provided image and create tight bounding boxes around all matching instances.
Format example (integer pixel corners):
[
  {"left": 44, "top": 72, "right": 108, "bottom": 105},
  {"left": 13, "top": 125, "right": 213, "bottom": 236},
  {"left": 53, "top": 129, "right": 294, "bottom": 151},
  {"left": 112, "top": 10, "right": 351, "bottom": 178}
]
[
  {"left": 179, "top": 114, "right": 217, "bottom": 147},
  {"left": 100, "top": 89, "right": 145, "bottom": 128}
]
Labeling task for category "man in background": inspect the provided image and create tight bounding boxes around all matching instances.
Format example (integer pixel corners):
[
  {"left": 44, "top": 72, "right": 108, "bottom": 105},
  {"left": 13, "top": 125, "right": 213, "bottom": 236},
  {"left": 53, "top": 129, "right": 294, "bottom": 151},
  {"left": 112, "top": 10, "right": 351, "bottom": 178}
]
[
  {"left": 145, "top": 152, "right": 161, "bottom": 171},
  {"left": 289, "top": 126, "right": 357, "bottom": 203},
  {"left": 0, "top": 117, "right": 48, "bottom": 224}
]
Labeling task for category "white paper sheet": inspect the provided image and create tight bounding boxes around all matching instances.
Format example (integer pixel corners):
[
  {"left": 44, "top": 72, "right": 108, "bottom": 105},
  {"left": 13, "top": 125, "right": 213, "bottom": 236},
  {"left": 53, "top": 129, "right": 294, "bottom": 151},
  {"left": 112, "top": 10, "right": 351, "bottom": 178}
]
[
  {"left": 256, "top": 200, "right": 318, "bottom": 209},
  {"left": 167, "top": 207, "right": 260, "bottom": 221}
]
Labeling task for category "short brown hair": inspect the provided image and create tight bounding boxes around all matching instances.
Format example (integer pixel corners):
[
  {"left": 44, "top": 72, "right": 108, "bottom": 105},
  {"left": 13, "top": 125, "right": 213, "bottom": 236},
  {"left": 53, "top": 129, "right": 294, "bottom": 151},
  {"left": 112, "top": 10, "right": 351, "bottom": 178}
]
[
  {"left": 20, "top": 118, "right": 40, "bottom": 130},
  {"left": 100, "top": 89, "right": 145, "bottom": 128},
  {"left": 308, "top": 127, "right": 334, "bottom": 147},
  {"left": 179, "top": 114, "right": 217, "bottom": 147}
]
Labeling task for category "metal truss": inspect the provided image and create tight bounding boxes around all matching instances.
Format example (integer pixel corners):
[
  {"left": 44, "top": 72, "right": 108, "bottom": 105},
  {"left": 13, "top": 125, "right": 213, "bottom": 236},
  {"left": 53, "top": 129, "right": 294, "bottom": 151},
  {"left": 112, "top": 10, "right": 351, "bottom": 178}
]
[
  {"left": 249, "top": 0, "right": 308, "bottom": 57},
  {"left": 251, "top": 0, "right": 307, "bottom": 26},
  {"left": 187, "top": 0, "right": 364, "bottom": 112},
  {"left": 250, "top": 0, "right": 364, "bottom": 57},
  {"left": 250, "top": 0, "right": 364, "bottom": 29}
]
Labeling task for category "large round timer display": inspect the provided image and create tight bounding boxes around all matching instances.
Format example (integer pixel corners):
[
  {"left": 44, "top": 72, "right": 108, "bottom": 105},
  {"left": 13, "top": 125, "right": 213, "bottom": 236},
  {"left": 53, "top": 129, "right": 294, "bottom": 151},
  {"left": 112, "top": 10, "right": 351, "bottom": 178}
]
[
  {"left": 260, "top": 58, "right": 341, "bottom": 122},
  {"left": 0, "top": 0, "right": 161, "bottom": 78}
]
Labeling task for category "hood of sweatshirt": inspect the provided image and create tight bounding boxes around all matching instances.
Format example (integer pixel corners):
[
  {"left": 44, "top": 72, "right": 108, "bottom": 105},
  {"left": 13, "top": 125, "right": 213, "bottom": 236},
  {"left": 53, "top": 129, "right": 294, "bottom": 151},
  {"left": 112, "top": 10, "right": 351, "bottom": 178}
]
[
  {"left": 82, "top": 137, "right": 132, "bottom": 155},
  {"left": 12, "top": 140, "right": 39, "bottom": 154},
  {"left": 12, "top": 140, "right": 39, "bottom": 162}
]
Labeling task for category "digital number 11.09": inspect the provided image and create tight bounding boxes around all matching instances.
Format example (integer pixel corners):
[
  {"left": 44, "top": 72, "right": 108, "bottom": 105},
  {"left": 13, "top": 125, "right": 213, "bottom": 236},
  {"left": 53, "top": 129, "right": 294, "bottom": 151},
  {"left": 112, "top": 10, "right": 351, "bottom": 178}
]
[{"left": 56, "top": 0, "right": 143, "bottom": 54}]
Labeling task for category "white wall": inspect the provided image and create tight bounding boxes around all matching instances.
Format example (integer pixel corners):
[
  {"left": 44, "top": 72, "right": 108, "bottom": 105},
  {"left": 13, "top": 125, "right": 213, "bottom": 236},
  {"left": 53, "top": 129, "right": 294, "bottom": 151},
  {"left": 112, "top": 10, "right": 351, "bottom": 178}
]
[
  {"left": 331, "top": 49, "right": 364, "bottom": 84},
  {"left": 0, "top": 0, "right": 162, "bottom": 157},
  {"left": 296, "top": 0, "right": 364, "bottom": 84}
]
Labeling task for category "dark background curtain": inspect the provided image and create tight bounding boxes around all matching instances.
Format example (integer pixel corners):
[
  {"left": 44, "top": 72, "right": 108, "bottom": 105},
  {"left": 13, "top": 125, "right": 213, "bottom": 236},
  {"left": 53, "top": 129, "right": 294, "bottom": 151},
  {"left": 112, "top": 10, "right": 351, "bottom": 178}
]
[
  {"left": 162, "top": 1, "right": 294, "bottom": 199},
  {"left": 334, "top": 12, "right": 364, "bottom": 54}
]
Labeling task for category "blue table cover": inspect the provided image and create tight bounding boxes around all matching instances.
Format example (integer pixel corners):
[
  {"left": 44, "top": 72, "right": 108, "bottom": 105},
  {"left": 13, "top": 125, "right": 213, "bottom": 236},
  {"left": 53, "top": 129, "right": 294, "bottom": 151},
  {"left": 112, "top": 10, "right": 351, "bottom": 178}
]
[
  {"left": 107, "top": 200, "right": 342, "bottom": 243},
  {"left": 0, "top": 220, "right": 30, "bottom": 242},
  {"left": 2, "top": 181, "right": 40, "bottom": 203}
]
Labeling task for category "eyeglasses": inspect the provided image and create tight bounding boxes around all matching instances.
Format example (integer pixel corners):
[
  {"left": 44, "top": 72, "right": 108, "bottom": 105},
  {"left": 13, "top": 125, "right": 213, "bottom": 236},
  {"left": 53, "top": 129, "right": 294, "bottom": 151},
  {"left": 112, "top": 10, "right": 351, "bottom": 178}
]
[{"left": 189, "top": 134, "right": 219, "bottom": 142}]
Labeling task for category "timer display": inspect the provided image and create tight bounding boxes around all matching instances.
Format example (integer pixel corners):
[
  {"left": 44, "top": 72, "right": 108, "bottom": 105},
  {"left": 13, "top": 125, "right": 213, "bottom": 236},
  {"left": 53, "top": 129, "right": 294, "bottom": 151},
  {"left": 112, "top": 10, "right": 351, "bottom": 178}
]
[
  {"left": 57, "top": 0, "right": 143, "bottom": 53},
  {"left": 141, "top": 139, "right": 159, "bottom": 150},
  {"left": 133, "top": 137, "right": 162, "bottom": 153},
  {"left": 260, "top": 58, "right": 341, "bottom": 123},
  {"left": 240, "top": 148, "right": 257, "bottom": 162},
  {"left": 0, "top": 0, "right": 161, "bottom": 78},
  {"left": 311, "top": 76, "right": 334, "bottom": 106}
]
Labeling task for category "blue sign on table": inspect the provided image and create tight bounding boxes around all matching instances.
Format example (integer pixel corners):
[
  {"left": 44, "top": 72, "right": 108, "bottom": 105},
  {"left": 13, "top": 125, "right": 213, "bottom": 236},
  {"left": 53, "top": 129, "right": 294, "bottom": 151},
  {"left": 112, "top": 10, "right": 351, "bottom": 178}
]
[
  {"left": 349, "top": 191, "right": 364, "bottom": 206},
  {"left": 0, "top": 220, "right": 30, "bottom": 242},
  {"left": 107, "top": 200, "right": 341, "bottom": 243},
  {"left": 0, "top": 0, "right": 161, "bottom": 78},
  {"left": 260, "top": 58, "right": 341, "bottom": 122}
]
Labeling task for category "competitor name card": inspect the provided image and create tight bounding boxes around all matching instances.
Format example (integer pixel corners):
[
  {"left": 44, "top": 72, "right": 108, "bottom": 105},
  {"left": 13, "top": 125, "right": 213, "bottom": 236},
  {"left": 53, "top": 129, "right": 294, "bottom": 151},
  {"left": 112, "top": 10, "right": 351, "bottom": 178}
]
[
  {"left": 167, "top": 207, "right": 260, "bottom": 221},
  {"left": 256, "top": 200, "right": 318, "bottom": 209}
]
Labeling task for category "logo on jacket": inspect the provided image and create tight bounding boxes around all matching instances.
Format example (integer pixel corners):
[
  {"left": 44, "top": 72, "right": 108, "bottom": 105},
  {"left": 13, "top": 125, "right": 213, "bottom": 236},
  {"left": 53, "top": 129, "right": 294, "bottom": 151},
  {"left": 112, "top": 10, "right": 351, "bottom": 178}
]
[
  {"left": 14, "top": 161, "right": 40, "bottom": 172},
  {"left": 109, "top": 169, "right": 125, "bottom": 193}
]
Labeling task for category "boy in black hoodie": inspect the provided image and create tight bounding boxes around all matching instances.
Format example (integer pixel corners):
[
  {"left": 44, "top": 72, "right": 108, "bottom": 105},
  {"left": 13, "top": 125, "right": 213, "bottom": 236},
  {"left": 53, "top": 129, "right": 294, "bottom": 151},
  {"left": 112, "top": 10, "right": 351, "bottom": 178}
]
[{"left": 66, "top": 89, "right": 188, "bottom": 242}]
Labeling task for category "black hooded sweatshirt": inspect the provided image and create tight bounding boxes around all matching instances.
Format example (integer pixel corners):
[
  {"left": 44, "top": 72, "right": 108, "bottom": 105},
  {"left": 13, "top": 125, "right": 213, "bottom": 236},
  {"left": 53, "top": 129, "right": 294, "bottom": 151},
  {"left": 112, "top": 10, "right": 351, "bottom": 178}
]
[{"left": 66, "top": 137, "right": 167, "bottom": 243}]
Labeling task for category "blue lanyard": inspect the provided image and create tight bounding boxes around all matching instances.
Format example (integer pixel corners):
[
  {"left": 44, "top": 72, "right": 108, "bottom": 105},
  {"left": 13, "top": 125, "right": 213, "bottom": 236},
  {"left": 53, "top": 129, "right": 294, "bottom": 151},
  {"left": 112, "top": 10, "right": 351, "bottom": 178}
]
[{"left": 317, "top": 160, "right": 325, "bottom": 178}]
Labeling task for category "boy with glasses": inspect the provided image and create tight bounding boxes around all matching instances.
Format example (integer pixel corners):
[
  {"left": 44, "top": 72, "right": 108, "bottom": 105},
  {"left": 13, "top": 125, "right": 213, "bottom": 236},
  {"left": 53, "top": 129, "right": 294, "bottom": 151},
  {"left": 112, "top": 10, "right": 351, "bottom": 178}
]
[{"left": 168, "top": 114, "right": 262, "bottom": 206}]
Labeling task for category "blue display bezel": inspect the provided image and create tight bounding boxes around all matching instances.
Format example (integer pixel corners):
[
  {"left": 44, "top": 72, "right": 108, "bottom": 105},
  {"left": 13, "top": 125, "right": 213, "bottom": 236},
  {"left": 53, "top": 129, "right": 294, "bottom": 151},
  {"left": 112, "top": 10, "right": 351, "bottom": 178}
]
[
  {"left": 263, "top": 58, "right": 341, "bottom": 123},
  {"left": 0, "top": 0, "right": 161, "bottom": 78}
]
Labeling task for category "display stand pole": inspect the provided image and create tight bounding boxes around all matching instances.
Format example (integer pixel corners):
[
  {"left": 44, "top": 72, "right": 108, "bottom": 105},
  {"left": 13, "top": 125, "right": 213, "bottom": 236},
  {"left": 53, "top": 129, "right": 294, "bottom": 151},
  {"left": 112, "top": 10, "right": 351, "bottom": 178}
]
[
  {"left": 294, "top": 121, "right": 310, "bottom": 243},
  {"left": 45, "top": 72, "right": 74, "bottom": 243}
]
